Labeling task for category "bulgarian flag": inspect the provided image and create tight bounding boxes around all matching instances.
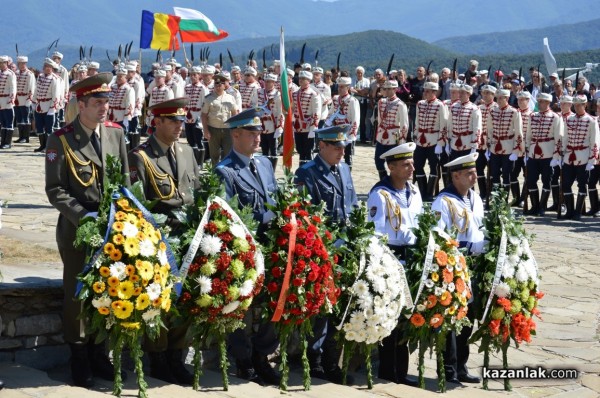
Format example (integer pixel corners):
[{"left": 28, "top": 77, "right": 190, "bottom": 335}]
[
  {"left": 280, "top": 27, "right": 294, "bottom": 169},
  {"left": 173, "top": 7, "right": 229, "bottom": 42}
]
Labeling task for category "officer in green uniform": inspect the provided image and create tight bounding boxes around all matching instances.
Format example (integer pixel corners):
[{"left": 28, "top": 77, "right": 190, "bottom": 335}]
[
  {"left": 128, "top": 97, "right": 200, "bottom": 385},
  {"left": 45, "top": 73, "right": 129, "bottom": 388}
]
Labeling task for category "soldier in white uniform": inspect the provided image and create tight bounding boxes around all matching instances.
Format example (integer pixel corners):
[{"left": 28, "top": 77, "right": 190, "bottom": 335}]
[
  {"left": 486, "top": 88, "right": 523, "bottom": 194},
  {"left": 126, "top": 62, "right": 145, "bottom": 148},
  {"left": 510, "top": 91, "right": 530, "bottom": 207},
  {"left": 184, "top": 65, "right": 206, "bottom": 165},
  {"left": 239, "top": 66, "right": 259, "bottom": 111},
  {"left": 108, "top": 67, "right": 135, "bottom": 134},
  {"left": 367, "top": 142, "right": 420, "bottom": 386},
  {"left": 328, "top": 76, "right": 360, "bottom": 169},
  {"left": 440, "top": 83, "right": 461, "bottom": 188},
  {"left": 446, "top": 84, "right": 481, "bottom": 162},
  {"left": 33, "top": 58, "right": 61, "bottom": 152},
  {"left": 257, "top": 73, "right": 283, "bottom": 169},
  {"left": 431, "top": 152, "right": 485, "bottom": 385},
  {"left": 375, "top": 79, "right": 409, "bottom": 180},
  {"left": 292, "top": 70, "right": 321, "bottom": 165},
  {"left": 560, "top": 94, "right": 600, "bottom": 219},
  {"left": 87, "top": 62, "right": 100, "bottom": 77},
  {"left": 51, "top": 51, "right": 70, "bottom": 128},
  {"left": 477, "top": 85, "right": 497, "bottom": 201},
  {"left": 311, "top": 66, "right": 332, "bottom": 128},
  {"left": 0, "top": 55, "right": 17, "bottom": 149},
  {"left": 524, "top": 92, "right": 563, "bottom": 215},
  {"left": 14, "top": 55, "right": 36, "bottom": 144},
  {"left": 414, "top": 81, "right": 448, "bottom": 200},
  {"left": 146, "top": 70, "right": 174, "bottom": 133}
]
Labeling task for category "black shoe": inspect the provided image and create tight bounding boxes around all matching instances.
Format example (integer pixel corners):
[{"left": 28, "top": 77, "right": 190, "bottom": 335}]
[
  {"left": 236, "top": 359, "right": 264, "bottom": 385},
  {"left": 252, "top": 353, "right": 281, "bottom": 386},
  {"left": 310, "top": 364, "right": 327, "bottom": 380},
  {"left": 70, "top": 344, "right": 94, "bottom": 388},
  {"left": 398, "top": 375, "right": 419, "bottom": 387},
  {"left": 168, "top": 350, "right": 194, "bottom": 385},
  {"left": 458, "top": 373, "right": 481, "bottom": 383},
  {"left": 446, "top": 376, "right": 462, "bottom": 384}
]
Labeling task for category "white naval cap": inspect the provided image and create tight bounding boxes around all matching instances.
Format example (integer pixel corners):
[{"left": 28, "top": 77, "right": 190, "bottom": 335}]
[
  {"left": 423, "top": 81, "right": 438, "bottom": 91},
  {"left": 221, "top": 71, "right": 231, "bottom": 80},
  {"left": 480, "top": 84, "right": 497, "bottom": 94},
  {"left": 382, "top": 79, "right": 398, "bottom": 89},
  {"left": 496, "top": 89, "right": 510, "bottom": 97},
  {"left": 273, "top": 60, "right": 281, "bottom": 66},
  {"left": 244, "top": 66, "right": 257, "bottom": 76},
  {"left": 299, "top": 70, "right": 313, "bottom": 80},
  {"left": 536, "top": 92, "right": 552, "bottom": 102},
  {"left": 16, "top": 56, "right": 28, "bottom": 63},
  {"left": 444, "top": 152, "right": 479, "bottom": 171},
  {"left": 560, "top": 95, "right": 573, "bottom": 103},
  {"left": 469, "top": 59, "right": 479, "bottom": 66},
  {"left": 380, "top": 142, "right": 416, "bottom": 161},
  {"left": 337, "top": 76, "right": 352, "bottom": 86},
  {"left": 166, "top": 57, "right": 177, "bottom": 65},
  {"left": 52, "top": 51, "right": 63, "bottom": 59},
  {"left": 573, "top": 94, "right": 588, "bottom": 104}
]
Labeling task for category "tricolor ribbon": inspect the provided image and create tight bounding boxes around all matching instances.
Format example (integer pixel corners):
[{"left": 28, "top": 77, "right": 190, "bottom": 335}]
[{"left": 271, "top": 213, "right": 298, "bottom": 322}]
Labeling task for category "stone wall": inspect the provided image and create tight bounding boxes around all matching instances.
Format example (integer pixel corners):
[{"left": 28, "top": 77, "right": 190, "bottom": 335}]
[{"left": 0, "top": 283, "right": 70, "bottom": 370}]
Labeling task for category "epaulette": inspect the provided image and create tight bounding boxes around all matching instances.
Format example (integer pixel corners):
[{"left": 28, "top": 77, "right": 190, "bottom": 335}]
[
  {"left": 54, "top": 124, "right": 75, "bottom": 137},
  {"left": 300, "top": 162, "right": 312, "bottom": 170},
  {"left": 103, "top": 121, "right": 123, "bottom": 129},
  {"left": 215, "top": 158, "right": 232, "bottom": 169},
  {"left": 131, "top": 141, "right": 149, "bottom": 153}
]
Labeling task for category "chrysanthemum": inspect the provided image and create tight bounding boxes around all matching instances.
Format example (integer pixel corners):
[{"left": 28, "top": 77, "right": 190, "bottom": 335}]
[
  {"left": 495, "top": 282, "right": 511, "bottom": 298},
  {"left": 352, "top": 280, "right": 369, "bottom": 297},
  {"left": 107, "top": 276, "right": 120, "bottom": 287},
  {"left": 196, "top": 275, "right": 212, "bottom": 295},
  {"left": 135, "top": 294, "right": 150, "bottom": 312},
  {"left": 92, "top": 296, "right": 111, "bottom": 308},
  {"left": 108, "top": 287, "right": 119, "bottom": 296},
  {"left": 239, "top": 279, "right": 255, "bottom": 297},
  {"left": 200, "top": 235, "right": 223, "bottom": 256}
]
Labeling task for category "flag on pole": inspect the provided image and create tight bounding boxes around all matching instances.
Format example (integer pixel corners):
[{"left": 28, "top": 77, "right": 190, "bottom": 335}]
[
  {"left": 173, "top": 7, "right": 229, "bottom": 43},
  {"left": 280, "top": 27, "right": 294, "bottom": 169},
  {"left": 140, "top": 10, "right": 181, "bottom": 50}
]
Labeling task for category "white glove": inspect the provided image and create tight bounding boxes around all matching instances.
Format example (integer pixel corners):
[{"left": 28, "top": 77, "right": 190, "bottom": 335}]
[
  {"left": 470, "top": 147, "right": 477, "bottom": 154},
  {"left": 122, "top": 119, "right": 129, "bottom": 130},
  {"left": 434, "top": 144, "right": 443, "bottom": 155},
  {"left": 274, "top": 128, "right": 283, "bottom": 139},
  {"left": 549, "top": 158, "right": 559, "bottom": 168},
  {"left": 308, "top": 126, "right": 316, "bottom": 138},
  {"left": 509, "top": 153, "right": 518, "bottom": 162},
  {"left": 47, "top": 109, "right": 56, "bottom": 116},
  {"left": 586, "top": 162, "right": 595, "bottom": 171},
  {"left": 524, "top": 155, "right": 529, "bottom": 163},
  {"left": 470, "top": 239, "right": 489, "bottom": 255},
  {"left": 485, "top": 149, "right": 490, "bottom": 160},
  {"left": 445, "top": 143, "right": 451, "bottom": 155}
]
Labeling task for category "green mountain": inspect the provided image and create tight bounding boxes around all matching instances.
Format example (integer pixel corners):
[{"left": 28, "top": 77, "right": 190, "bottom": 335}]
[{"left": 433, "top": 18, "right": 600, "bottom": 55}]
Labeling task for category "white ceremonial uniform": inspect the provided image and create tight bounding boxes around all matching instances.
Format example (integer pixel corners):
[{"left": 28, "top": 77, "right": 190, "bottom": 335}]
[
  {"left": 15, "top": 68, "right": 35, "bottom": 107},
  {"left": 146, "top": 84, "right": 174, "bottom": 126},
  {"left": 108, "top": 82, "right": 135, "bottom": 123},
  {"left": 292, "top": 86, "right": 321, "bottom": 132},
  {"left": 367, "top": 180, "right": 422, "bottom": 246},
  {"left": 239, "top": 81, "right": 259, "bottom": 111},
  {"left": 257, "top": 87, "right": 283, "bottom": 134},
  {"left": 329, "top": 93, "right": 360, "bottom": 140},
  {"left": 525, "top": 109, "right": 562, "bottom": 160},
  {"left": 415, "top": 97, "right": 447, "bottom": 147},
  {"left": 447, "top": 101, "right": 482, "bottom": 152},
  {"left": 34, "top": 73, "right": 60, "bottom": 113},
  {"left": 487, "top": 104, "right": 523, "bottom": 155},
  {"left": 478, "top": 101, "right": 496, "bottom": 151},
  {"left": 311, "top": 80, "right": 332, "bottom": 121},
  {"left": 0, "top": 68, "right": 16, "bottom": 110},
  {"left": 376, "top": 96, "right": 409, "bottom": 145},
  {"left": 562, "top": 112, "right": 600, "bottom": 166},
  {"left": 184, "top": 81, "right": 206, "bottom": 127}
]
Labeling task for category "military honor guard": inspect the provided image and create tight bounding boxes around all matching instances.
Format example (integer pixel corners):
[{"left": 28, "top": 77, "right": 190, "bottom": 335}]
[
  {"left": 214, "top": 108, "right": 281, "bottom": 385},
  {"left": 239, "top": 66, "right": 260, "bottom": 111},
  {"left": 486, "top": 88, "right": 523, "bottom": 194},
  {"left": 128, "top": 98, "right": 199, "bottom": 385},
  {"left": 524, "top": 92, "right": 563, "bottom": 215},
  {"left": 510, "top": 91, "right": 531, "bottom": 207},
  {"left": 45, "top": 73, "right": 129, "bottom": 387},
  {"left": 374, "top": 79, "right": 409, "bottom": 181},
  {"left": 146, "top": 69, "right": 174, "bottom": 133},
  {"left": 431, "top": 153, "right": 486, "bottom": 385},
  {"left": 477, "top": 84, "right": 497, "bottom": 200},
  {"left": 13, "top": 55, "right": 36, "bottom": 144},
  {"left": 294, "top": 125, "right": 358, "bottom": 384},
  {"left": 257, "top": 73, "right": 283, "bottom": 169},
  {"left": 33, "top": 58, "right": 62, "bottom": 152},
  {"left": 446, "top": 84, "right": 482, "bottom": 161},
  {"left": 0, "top": 55, "right": 17, "bottom": 149},
  {"left": 108, "top": 67, "right": 135, "bottom": 132},
  {"left": 51, "top": 51, "right": 70, "bottom": 128},
  {"left": 560, "top": 95, "right": 600, "bottom": 219},
  {"left": 125, "top": 62, "right": 145, "bottom": 149},
  {"left": 414, "top": 81, "right": 448, "bottom": 200},
  {"left": 367, "top": 142, "right": 421, "bottom": 386},
  {"left": 311, "top": 66, "right": 332, "bottom": 129},
  {"left": 184, "top": 65, "right": 207, "bottom": 165},
  {"left": 328, "top": 76, "right": 360, "bottom": 168},
  {"left": 292, "top": 70, "right": 321, "bottom": 166}
]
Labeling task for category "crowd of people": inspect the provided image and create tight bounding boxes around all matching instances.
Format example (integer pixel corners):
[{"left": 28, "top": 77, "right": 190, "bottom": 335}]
[{"left": 0, "top": 49, "right": 598, "bottom": 389}]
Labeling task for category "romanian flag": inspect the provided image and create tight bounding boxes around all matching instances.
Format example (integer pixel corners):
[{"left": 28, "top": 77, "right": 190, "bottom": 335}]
[
  {"left": 280, "top": 27, "right": 294, "bottom": 169},
  {"left": 140, "top": 10, "right": 181, "bottom": 50},
  {"left": 173, "top": 7, "right": 229, "bottom": 43}
]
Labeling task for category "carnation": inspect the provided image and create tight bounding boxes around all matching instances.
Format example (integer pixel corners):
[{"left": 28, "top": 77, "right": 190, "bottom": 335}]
[
  {"left": 196, "top": 275, "right": 212, "bottom": 294},
  {"left": 200, "top": 235, "right": 223, "bottom": 256}
]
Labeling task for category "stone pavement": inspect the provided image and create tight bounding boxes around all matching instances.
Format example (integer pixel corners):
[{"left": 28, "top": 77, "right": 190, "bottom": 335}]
[{"left": 0, "top": 137, "right": 599, "bottom": 397}]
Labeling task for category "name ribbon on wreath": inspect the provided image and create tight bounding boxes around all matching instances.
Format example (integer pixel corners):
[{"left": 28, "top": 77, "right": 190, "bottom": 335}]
[{"left": 480, "top": 225, "right": 507, "bottom": 323}]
